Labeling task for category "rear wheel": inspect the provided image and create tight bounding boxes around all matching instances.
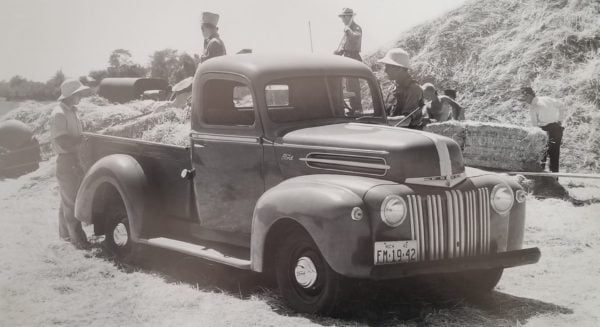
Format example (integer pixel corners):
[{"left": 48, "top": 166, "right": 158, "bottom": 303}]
[
  {"left": 104, "top": 203, "right": 134, "bottom": 259},
  {"left": 275, "top": 230, "right": 343, "bottom": 314}
]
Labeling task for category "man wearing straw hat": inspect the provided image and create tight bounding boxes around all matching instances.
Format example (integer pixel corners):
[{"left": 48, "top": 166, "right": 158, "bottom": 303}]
[
  {"left": 50, "top": 79, "right": 89, "bottom": 248},
  {"left": 333, "top": 8, "right": 363, "bottom": 62},
  {"left": 200, "top": 11, "right": 227, "bottom": 63},
  {"left": 378, "top": 48, "right": 424, "bottom": 128}
]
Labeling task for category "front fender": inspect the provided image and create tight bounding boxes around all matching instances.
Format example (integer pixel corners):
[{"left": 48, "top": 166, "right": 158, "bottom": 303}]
[
  {"left": 75, "top": 154, "right": 158, "bottom": 240},
  {"left": 251, "top": 175, "right": 389, "bottom": 277}
]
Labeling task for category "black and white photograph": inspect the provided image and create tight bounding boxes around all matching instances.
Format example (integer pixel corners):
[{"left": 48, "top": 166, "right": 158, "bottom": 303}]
[{"left": 1, "top": 0, "right": 599, "bottom": 326}]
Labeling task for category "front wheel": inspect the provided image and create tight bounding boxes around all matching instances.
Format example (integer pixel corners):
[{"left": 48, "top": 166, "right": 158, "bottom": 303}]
[
  {"left": 275, "top": 230, "right": 343, "bottom": 314},
  {"left": 104, "top": 203, "right": 134, "bottom": 259}
]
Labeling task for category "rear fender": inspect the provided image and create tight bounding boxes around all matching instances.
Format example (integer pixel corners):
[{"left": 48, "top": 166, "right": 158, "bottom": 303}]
[
  {"left": 75, "top": 154, "right": 158, "bottom": 240},
  {"left": 250, "top": 176, "right": 377, "bottom": 277}
]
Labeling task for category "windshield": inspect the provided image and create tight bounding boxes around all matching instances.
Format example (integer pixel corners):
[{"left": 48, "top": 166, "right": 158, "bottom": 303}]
[{"left": 265, "top": 76, "right": 383, "bottom": 123}]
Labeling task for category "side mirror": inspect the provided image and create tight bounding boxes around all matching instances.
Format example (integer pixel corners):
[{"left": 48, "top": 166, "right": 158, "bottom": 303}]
[{"left": 180, "top": 168, "right": 196, "bottom": 180}]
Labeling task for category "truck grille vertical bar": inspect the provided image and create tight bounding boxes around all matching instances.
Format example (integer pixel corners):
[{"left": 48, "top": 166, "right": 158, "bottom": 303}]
[
  {"left": 466, "top": 191, "right": 474, "bottom": 256},
  {"left": 417, "top": 195, "right": 425, "bottom": 260},
  {"left": 486, "top": 189, "right": 490, "bottom": 253},
  {"left": 445, "top": 191, "right": 455, "bottom": 259},
  {"left": 426, "top": 196, "right": 434, "bottom": 260},
  {"left": 436, "top": 195, "right": 444, "bottom": 259}
]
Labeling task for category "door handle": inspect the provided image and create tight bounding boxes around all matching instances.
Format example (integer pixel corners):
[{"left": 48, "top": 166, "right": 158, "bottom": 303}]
[{"left": 194, "top": 144, "right": 205, "bottom": 149}]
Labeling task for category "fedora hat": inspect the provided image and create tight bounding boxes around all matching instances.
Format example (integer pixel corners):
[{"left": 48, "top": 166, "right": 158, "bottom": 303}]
[
  {"left": 378, "top": 48, "right": 411, "bottom": 69},
  {"left": 201, "top": 12, "right": 220, "bottom": 27},
  {"left": 338, "top": 8, "right": 356, "bottom": 17},
  {"left": 58, "top": 79, "right": 90, "bottom": 101}
]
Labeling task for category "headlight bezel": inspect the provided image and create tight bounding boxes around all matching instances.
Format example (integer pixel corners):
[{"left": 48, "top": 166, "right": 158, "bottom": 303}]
[
  {"left": 380, "top": 195, "right": 408, "bottom": 227},
  {"left": 491, "top": 183, "right": 515, "bottom": 215}
]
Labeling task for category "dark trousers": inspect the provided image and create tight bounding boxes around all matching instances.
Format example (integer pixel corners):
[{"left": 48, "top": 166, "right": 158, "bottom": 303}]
[
  {"left": 540, "top": 122, "right": 564, "bottom": 173},
  {"left": 56, "top": 153, "right": 86, "bottom": 244}
]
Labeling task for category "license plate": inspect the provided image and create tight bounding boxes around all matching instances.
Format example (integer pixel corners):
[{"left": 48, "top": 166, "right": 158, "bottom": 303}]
[{"left": 374, "top": 240, "right": 418, "bottom": 265}]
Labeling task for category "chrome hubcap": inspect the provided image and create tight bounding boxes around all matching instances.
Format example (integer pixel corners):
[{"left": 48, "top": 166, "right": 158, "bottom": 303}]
[
  {"left": 294, "top": 256, "right": 318, "bottom": 288},
  {"left": 113, "top": 222, "right": 128, "bottom": 247}
]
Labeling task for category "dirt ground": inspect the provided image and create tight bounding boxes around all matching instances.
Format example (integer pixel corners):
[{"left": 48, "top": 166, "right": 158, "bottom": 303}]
[{"left": 1, "top": 159, "right": 599, "bottom": 327}]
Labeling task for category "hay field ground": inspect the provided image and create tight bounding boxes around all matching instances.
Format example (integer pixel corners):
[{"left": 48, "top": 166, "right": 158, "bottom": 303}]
[{"left": 1, "top": 158, "right": 599, "bottom": 327}]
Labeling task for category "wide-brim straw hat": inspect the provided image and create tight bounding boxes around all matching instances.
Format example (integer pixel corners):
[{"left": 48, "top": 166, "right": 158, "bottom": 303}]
[
  {"left": 378, "top": 48, "right": 411, "bottom": 69},
  {"left": 58, "top": 79, "right": 90, "bottom": 101}
]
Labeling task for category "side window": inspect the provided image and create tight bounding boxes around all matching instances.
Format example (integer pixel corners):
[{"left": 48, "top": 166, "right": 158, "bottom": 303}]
[
  {"left": 202, "top": 79, "right": 255, "bottom": 126},
  {"left": 233, "top": 86, "right": 254, "bottom": 108},
  {"left": 265, "top": 85, "right": 290, "bottom": 107}
]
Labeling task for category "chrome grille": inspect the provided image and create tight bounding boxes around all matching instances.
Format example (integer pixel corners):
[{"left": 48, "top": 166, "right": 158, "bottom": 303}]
[{"left": 407, "top": 188, "right": 491, "bottom": 261}]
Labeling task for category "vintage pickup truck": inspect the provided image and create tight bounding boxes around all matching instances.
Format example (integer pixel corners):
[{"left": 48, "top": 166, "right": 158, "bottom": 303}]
[{"left": 75, "top": 54, "right": 540, "bottom": 313}]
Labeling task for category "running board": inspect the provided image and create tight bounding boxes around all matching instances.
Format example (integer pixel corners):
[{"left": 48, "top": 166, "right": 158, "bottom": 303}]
[{"left": 138, "top": 237, "right": 251, "bottom": 270}]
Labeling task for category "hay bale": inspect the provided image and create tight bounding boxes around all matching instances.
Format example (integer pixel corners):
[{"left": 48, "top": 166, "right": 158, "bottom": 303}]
[
  {"left": 99, "top": 109, "right": 183, "bottom": 139},
  {"left": 424, "top": 121, "right": 466, "bottom": 148},
  {"left": 140, "top": 122, "right": 189, "bottom": 146},
  {"left": 425, "top": 120, "right": 548, "bottom": 171}
]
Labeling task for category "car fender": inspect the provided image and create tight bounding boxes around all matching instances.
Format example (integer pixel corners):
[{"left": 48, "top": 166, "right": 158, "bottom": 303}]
[
  {"left": 251, "top": 175, "right": 389, "bottom": 277},
  {"left": 75, "top": 154, "right": 158, "bottom": 241}
]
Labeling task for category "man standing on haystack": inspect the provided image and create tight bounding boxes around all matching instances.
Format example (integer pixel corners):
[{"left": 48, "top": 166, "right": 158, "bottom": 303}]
[
  {"left": 200, "top": 12, "right": 226, "bottom": 63},
  {"left": 519, "top": 86, "right": 566, "bottom": 173},
  {"left": 378, "top": 48, "right": 424, "bottom": 129},
  {"left": 51, "top": 79, "right": 89, "bottom": 248},
  {"left": 334, "top": 8, "right": 363, "bottom": 62},
  {"left": 334, "top": 8, "right": 363, "bottom": 113}
]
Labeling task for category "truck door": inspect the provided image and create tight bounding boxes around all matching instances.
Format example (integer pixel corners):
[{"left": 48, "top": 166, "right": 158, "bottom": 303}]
[{"left": 190, "top": 74, "right": 264, "bottom": 234}]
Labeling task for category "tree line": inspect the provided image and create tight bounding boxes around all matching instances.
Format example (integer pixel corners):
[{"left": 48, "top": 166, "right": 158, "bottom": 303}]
[{"left": 0, "top": 48, "right": 198, "bottom": 101}]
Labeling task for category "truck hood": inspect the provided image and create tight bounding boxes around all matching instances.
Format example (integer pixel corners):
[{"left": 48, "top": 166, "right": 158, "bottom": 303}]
[{"left": 275, "top": 123, "right": 466, "bottom": 187}]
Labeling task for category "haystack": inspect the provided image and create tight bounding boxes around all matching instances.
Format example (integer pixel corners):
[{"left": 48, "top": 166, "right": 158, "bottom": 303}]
[{"left": 425, "top": 120, "right": 547, "bottom": 171}]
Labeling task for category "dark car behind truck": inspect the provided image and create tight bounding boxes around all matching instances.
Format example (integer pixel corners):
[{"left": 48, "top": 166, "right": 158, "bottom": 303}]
[{"left": 75, "top": 54, "right": 540, "bottom": 314}]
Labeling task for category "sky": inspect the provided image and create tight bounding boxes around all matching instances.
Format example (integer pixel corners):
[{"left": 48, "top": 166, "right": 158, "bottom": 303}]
[{"left": 0, "top": 0, "right": 466, "bottom": 82}]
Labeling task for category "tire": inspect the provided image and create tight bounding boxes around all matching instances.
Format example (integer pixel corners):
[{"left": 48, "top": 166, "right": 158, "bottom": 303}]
[
  {"left": 446, "top": 268, "right": 504, "bottom": 293},
  {"left": 104, "top": 202, "right": 134, "bottom": 259},
  {"left": 274, "top": 229, "right": 343, "bottom": 314}
]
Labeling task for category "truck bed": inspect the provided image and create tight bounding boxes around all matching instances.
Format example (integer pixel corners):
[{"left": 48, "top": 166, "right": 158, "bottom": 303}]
[{"left": 81, "top": 132, "right": 196, "bottom": 222}]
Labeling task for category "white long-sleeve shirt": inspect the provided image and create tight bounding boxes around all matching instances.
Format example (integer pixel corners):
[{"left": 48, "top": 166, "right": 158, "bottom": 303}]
[{"left": 529, "top": 96, "right": 567, "bottom": 127}]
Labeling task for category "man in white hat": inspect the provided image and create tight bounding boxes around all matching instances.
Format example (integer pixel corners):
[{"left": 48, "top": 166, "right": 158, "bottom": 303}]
[
  {"left": 50, "top": 78, "right": 89, "bottom": 248},
  {"left": 378, "top": 48, "right": 424, "bottom": 128},
  {"left": 200, "top": 11, "right": 227, "bottom": 63},
  {"left": 333, "top": 8, "right": 363, "bottom": 62}
]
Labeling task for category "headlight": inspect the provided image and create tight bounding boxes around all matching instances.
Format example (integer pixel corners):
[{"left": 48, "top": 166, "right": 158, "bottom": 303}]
[
  {"left": 491, "top": 184, "right": 514, "bottom": 215},
  {"left": 380, "top": 195, "right": 408, "bottom": 227}
]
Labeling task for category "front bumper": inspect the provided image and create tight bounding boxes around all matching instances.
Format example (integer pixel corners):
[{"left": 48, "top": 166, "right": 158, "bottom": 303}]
[{"left": 370, "top": 247, "right": 540, "bottom": 280}]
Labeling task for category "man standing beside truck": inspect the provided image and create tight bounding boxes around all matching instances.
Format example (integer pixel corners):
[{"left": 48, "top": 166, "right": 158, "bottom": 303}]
[
  {"left": 50, "top": 79, "right": 89, "bottom": 248},
  {"left": 200, "top": 12, "right": 226, "bottom": 63},
  {"left": 378, "top": 48, "right": 424, "bottom": 129}
]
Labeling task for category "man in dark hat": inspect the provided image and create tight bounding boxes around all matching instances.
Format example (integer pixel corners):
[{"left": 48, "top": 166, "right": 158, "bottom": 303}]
[
  {"left": 518, "top": 86, "right": 566, "bottom": 173},
  {"left": 333, "top": 8, "right": 363, "bottom": 62},
  {"left": 200, "top": 12, "right": 226, "bottom": 63}
]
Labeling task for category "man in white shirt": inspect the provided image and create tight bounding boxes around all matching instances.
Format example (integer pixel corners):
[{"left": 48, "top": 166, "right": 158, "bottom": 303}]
[{"left": 519, "top": 86, "right": 566, "bottom": 173}]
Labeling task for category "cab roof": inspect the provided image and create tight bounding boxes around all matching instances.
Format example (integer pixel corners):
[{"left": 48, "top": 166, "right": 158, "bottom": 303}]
[{"left": 196, "top": 54, "right": 375, "bottom": 84}]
